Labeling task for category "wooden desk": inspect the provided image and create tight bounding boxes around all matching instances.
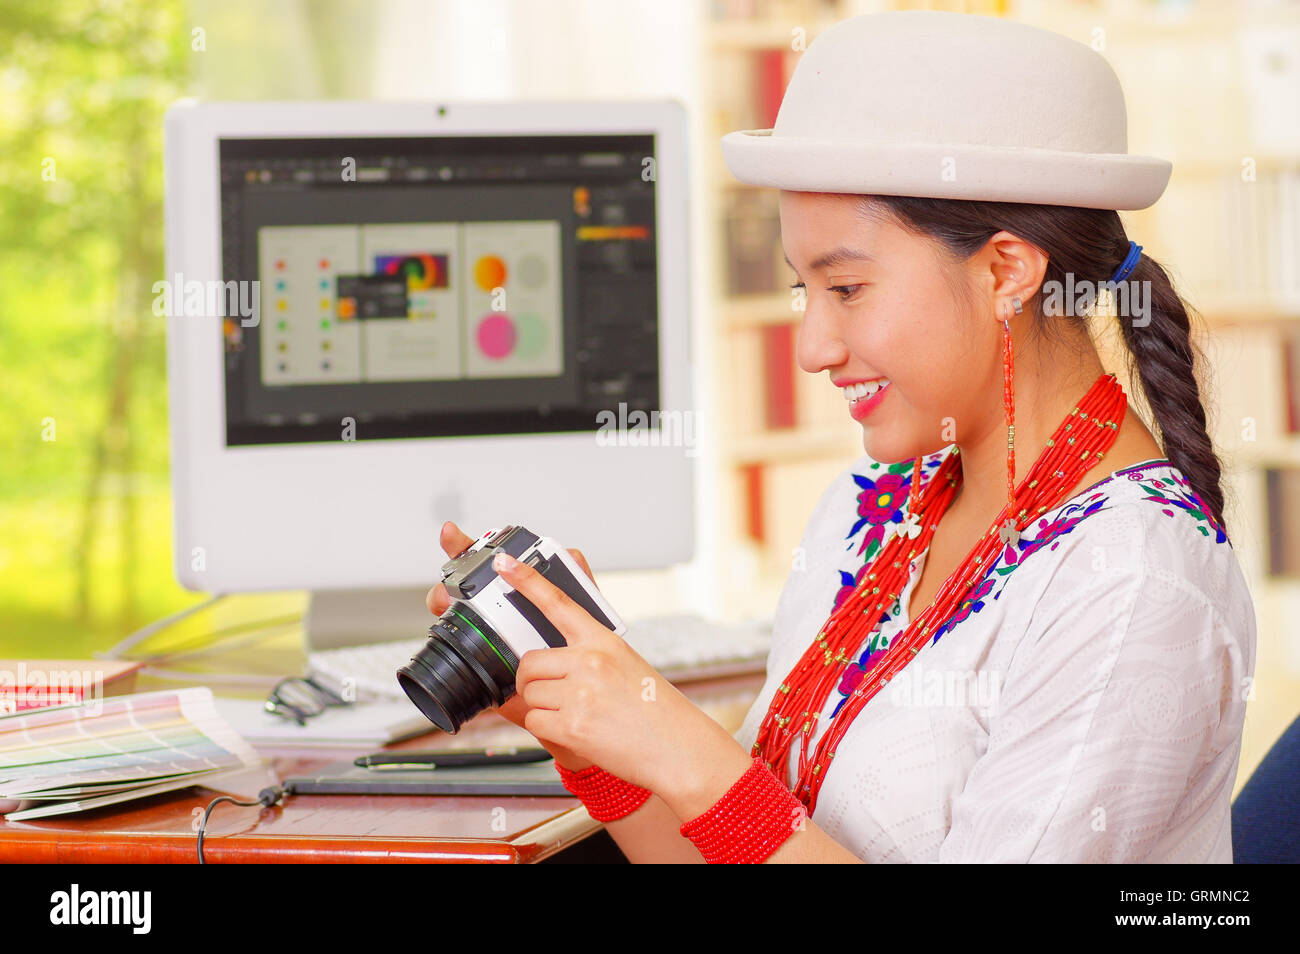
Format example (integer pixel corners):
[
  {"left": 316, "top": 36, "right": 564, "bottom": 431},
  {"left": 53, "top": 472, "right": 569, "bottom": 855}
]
[
  {"left": 0, "top": 723, "right": 586, "bottom": 863},
  {"left": 0, "top": 621, "right": 764, "bottom": 863}
]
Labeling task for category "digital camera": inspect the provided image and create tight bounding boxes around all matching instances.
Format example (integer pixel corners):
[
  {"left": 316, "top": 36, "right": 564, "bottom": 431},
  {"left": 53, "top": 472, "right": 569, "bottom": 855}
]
[{"left": 397, "top": 524, "right": 627, "bottom": 733}]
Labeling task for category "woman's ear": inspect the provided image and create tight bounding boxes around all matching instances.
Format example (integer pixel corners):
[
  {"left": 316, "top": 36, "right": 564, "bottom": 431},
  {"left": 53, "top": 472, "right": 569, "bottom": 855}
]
[{"left": 985, "top": 231, "right": 1048, "bottom": 314}]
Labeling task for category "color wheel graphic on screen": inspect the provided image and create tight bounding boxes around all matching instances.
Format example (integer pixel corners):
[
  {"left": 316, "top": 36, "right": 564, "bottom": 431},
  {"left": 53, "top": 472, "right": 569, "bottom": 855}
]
[{"left": 375, "top": 253, "right": 448, "bottom": 291}]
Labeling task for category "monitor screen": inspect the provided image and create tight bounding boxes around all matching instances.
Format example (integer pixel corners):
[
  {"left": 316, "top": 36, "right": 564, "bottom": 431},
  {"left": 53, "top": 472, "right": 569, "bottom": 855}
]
[{"left": 217, "top": 134, "right": 660, "bottom": 446}]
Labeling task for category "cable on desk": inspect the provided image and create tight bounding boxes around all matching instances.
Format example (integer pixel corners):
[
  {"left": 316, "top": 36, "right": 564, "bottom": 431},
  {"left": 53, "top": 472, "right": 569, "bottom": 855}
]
[
  {"left": 104, "top": 606, "right": 301, "bottom": 669},
  {"left": 140, "top": 666, "right": 285, "bottom": 690},
  {"left": 97, "top": 594, "right": 228, "bottom": 660},
  {"left": 138, "top": 616, "right": 301, "bottom": 664},
  {"left": 196, "top": 783, "right": 295, "bottom": 864}
]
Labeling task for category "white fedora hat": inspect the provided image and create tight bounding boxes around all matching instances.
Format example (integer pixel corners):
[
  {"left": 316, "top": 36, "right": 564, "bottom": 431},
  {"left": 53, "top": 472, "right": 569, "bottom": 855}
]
[{"left": 720, "top": 10, "right": 1171, "bottom": 210}]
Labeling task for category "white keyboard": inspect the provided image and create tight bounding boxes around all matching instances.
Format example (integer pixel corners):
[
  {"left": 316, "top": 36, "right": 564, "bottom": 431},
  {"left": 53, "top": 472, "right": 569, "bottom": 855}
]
[{"left": 307, "top": 613, "right": 774, "bottom": 702}]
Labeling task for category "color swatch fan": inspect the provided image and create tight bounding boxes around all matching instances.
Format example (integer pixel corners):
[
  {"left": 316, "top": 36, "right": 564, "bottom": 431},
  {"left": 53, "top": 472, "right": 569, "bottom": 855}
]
[{"left": 0, "top": 687, "right": 260, "bottom": 821}]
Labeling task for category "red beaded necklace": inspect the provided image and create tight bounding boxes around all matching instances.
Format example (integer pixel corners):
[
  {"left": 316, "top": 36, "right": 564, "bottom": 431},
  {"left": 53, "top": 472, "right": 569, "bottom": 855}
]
[{"left": 752, "top": 372, "right": 1128, "bottom": 815}]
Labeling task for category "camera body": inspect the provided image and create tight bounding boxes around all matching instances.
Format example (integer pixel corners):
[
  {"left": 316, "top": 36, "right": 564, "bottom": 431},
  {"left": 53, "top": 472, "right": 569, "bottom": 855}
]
[
  {"left": 441, "top": 524, "right": 627, "bottom": 656},
  {"left": 397, "top": 525, "right": 627, "bottom": 733}
]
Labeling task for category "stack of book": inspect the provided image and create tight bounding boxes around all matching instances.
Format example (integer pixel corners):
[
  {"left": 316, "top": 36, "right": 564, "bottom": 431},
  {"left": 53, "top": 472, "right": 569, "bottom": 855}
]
[{"left": 0, "top": 659, "right": 143, "bottom": 713}]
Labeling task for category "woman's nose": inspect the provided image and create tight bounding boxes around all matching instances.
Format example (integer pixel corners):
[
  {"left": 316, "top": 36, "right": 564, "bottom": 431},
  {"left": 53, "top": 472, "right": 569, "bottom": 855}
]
[{"left": 795, "top": 299, "right": 849, "bottom": 375}]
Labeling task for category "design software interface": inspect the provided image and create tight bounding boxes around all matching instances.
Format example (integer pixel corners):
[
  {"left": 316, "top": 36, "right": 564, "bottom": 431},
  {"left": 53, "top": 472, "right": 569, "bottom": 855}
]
[{"left": 218, "top": 134, "right": 660, "bottom": 445}]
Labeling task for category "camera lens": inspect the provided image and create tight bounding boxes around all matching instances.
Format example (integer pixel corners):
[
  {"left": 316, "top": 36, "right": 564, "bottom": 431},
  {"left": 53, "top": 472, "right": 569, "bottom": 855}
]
[{"left": 397, "top": 601, "right": 519, "bottom": 733}]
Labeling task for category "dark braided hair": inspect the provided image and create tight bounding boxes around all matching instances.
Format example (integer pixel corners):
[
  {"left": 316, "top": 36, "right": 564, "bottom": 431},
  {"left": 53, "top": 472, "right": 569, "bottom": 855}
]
[{"left": 856, "top": 194, "right": 1229, "bottom": 534}]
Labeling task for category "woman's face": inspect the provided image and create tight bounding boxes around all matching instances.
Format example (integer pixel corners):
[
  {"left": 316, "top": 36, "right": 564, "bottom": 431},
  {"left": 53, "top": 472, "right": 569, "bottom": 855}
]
[{"left": 779, "top": 190, "right": 997, "bottom": 463}]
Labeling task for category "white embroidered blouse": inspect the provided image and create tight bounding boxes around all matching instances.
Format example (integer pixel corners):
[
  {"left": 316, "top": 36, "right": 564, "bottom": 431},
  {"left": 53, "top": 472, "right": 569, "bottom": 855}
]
[{"left": 733, "top": 444, "right": 1257, "bottom": 863}]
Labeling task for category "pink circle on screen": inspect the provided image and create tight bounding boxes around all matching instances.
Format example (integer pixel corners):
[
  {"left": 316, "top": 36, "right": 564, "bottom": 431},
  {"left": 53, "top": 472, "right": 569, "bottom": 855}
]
[{"left": 476, "top": 313, "right": 516, "bottom": 359}]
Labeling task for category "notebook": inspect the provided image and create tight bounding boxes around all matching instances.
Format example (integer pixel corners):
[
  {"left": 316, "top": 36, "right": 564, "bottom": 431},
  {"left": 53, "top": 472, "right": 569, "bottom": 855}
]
[
  {"left": 211, "top": 695, "right": 433, "bottom": 748},
  {"left": 283, "top": 756, "right": 570, "bottom": 796}
]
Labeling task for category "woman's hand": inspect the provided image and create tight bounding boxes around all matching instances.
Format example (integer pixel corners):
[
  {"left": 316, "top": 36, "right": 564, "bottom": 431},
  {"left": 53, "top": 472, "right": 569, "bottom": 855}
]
[
  {"left": 486, "top": 547, "right": 746, "bottom": 798},
  {"left": 426, "top": 521, "right": 594, "bottom": 770}
]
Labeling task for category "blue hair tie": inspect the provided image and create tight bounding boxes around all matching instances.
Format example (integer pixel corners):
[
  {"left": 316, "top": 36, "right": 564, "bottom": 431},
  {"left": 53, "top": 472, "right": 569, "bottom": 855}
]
[{"left": 1109, "top": 241, "right": 1142, "bottom": 283}]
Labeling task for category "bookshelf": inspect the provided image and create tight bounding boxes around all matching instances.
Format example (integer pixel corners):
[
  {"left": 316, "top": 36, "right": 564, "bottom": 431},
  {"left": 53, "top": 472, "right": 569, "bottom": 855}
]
[
  {"left": 708, "top": 0, "right": 869, "bottom": 612},
  {"left": 704, "top": 0, "right": 1300, "bottom": 784}
]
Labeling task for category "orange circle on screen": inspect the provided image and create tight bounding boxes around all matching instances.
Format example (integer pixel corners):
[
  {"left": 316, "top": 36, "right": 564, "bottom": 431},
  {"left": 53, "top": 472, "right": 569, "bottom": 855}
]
[{"left": 474, "top": 256, "right": 507, "bottom": 292}]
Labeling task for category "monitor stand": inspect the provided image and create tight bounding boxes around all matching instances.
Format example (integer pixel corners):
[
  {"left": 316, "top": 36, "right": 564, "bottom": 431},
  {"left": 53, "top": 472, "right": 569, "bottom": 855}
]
[{"left": 304, "top": 586, "right": 434, "bottom": 651}]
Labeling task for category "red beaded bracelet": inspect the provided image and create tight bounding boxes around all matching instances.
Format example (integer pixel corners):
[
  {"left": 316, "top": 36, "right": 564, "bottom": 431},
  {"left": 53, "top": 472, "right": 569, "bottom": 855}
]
[
  {"left": 679, "top": 757, "right": 805, "bottom": 864},
  {"left": 554, "top": 761, "right": 652, "bottom": 822}
]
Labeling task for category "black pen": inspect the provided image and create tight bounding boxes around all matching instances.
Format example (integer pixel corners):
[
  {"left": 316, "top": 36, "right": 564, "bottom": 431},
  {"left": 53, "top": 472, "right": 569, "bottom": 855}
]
[{"left": 354, "top": 746, "right": 552, "bottom": 770}]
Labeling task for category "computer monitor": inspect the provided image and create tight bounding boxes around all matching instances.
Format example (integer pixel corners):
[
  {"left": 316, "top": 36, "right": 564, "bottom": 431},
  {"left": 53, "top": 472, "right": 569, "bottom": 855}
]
[{"left": 162, "top": 100, "right": 695, "bottom": 642}]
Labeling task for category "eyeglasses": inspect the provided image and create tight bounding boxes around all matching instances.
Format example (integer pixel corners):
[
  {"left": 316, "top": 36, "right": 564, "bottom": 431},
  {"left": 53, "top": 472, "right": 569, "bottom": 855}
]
[{"left": 264, "top": 674, "right": 351, "bottom": 726}]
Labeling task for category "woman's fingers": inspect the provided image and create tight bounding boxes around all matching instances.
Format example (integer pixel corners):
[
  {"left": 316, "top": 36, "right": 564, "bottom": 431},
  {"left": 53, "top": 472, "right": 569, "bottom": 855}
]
[
  {"left": 426, "top": 582, "right": 449, "bottom": 615},
  {"left": 440, "top": 520, "right": 476, "bottom": 558},
  {"left": 428, "top": 521, "right": 477, "bottom": 613},
  {"left": 567, "top": 548, "right": 596, "bottom": 586},
  {"left": 516, "top": 646, "right": 580, "bottom": 685},
  {"left": 492, "top": 552, "right": 595, "bottom": 643},
  {"left": 494, "top": 694, "right": 532, "bottom": 729},
  {"left": 519, "top": 676, "right": 567, "bottom": 711},
  {"left": 428, "top": 525, "right": 599, "bottom": 612}
]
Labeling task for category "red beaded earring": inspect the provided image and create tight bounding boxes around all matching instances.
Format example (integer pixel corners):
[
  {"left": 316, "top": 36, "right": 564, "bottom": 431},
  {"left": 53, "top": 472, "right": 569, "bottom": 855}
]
[{"left": 997, "top": 296, "right": 1023, "bottom": 546}]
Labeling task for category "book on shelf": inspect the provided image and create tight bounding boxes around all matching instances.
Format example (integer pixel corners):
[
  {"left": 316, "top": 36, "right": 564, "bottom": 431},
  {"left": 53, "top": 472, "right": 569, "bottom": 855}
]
[
  {"left": 1276, "top": 166, "right": 1300, "bottom": 311},
  {"left": 763, "top": 455, "right": 858, "bottom": 573},
  {"left": 743, "top": 463, "right": 765, "bottom": 543},
  {"left": 724, "top": 188, "right": 782, "bottom": 295},
  {"left": 1284, "top": 328, "right": 1300, "bottom": 436},
  {"left": 755, "top": 47, "right": 792, "bottom": 127},
  {"left": 724, "top": 324, "right": 767, "bottom": 442},
  {"left": 1219, "top": 163, "right": 1300, "bottom": 312},
  {"left": 1265, "top": 466, "right": 1300, "bottom": 579},
  {"left": 763, "top": 322, "right": 798, "bottom": 429}
]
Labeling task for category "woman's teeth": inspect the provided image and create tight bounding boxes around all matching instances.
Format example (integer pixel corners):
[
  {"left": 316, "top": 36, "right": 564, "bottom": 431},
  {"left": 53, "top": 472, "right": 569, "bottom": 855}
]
[{"left": 842, "top": 379, "right": 890, "bottom": 402}]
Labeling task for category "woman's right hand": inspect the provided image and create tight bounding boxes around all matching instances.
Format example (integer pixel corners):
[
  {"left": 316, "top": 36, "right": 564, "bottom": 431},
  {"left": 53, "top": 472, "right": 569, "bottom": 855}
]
[{"left": 426, "top": 520, "right": 595, "bottom": 771}]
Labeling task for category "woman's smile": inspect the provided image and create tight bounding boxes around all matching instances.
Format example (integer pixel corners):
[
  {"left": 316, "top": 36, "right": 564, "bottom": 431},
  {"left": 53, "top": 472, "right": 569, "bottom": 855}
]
[{"left": 837, "top": 377, "right": 892, "bottom": 421}]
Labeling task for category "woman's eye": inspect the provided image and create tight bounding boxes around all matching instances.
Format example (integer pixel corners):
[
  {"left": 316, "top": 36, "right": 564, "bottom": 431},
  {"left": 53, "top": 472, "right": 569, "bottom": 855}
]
[{"left": 787, "top": 282, "right": 863, "bottom": 302}]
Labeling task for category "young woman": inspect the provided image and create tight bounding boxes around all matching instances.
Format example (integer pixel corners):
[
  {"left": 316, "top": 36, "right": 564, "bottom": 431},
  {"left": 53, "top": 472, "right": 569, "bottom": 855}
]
[{"left": 428, "top": 11, "right": 1257, "bottom": 863}]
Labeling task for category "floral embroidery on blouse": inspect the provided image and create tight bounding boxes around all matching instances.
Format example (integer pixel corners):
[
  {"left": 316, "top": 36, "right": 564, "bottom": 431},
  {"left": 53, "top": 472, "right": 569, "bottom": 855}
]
[
  {"left": 1128, "top": 470, "right": 1229, "bottom": 545},
  {"left": 842, "top": 454, "right": 944, "bottom": 565},
  {"left": 825, "top": 455, "right": 1230, "bottom": 718},
  {"left": 830, "top": 585, "right": 901, "bottom": 710},
  {"left": 929, "top": 489, "right": 1110, "bottom": 642},
  {"left": 829, "top": 452, "right": 941, "bottom": 716}
]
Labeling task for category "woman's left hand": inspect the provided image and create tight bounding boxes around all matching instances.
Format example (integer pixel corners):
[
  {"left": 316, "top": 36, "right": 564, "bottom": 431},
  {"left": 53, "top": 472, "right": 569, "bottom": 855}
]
[{"left": 492, "top": 549, "right": 741, "bottom": 797}]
